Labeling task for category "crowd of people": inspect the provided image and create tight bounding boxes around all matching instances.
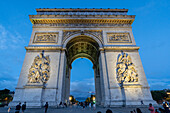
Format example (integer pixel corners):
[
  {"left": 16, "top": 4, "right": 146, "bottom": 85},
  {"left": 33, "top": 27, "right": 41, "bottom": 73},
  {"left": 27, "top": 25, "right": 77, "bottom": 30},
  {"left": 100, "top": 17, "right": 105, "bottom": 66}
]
[
  {"left": 7, "top": 101, "right": 170, "bottom": 113},
  {"left": 129, "top": 103, "right": 170, "bottom": 113},
  {"left": 8, "top": 102, "right": 26, "bottom": 113}
]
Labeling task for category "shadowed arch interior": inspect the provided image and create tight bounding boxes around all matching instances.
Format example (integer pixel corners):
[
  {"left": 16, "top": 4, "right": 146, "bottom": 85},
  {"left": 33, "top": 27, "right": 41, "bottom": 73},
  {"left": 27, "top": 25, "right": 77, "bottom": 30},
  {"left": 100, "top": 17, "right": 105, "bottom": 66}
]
[{"left": 66, "top": 35, "right": 100, "bottom": 68}]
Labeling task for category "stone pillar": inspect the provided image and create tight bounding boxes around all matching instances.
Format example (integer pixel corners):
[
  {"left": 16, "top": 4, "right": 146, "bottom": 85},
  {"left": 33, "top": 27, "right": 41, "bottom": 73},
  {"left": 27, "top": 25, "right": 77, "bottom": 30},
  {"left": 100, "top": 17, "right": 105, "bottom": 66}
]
[
  {"left": 56, "top": 50, "right": 66, "bottom": 104},
  {"left": 99, "top": 50, "right": 111, "bottom": 106}
]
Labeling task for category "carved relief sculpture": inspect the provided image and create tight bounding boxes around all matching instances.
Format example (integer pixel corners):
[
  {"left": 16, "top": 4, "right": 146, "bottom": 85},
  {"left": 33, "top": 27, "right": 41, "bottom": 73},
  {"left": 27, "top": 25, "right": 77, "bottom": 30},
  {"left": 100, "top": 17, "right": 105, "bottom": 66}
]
[
  {"left": 28, "top": 51, "right": 50, "bottom": 84},
  {"left": 116, "top": 52, "right": 138, "bottom": 84},
  {"left": 107, "top": 33, "right": 131, "bottom": 43},
  {"left": 33, "top": 32, "right": 58, "bottom": 43}
]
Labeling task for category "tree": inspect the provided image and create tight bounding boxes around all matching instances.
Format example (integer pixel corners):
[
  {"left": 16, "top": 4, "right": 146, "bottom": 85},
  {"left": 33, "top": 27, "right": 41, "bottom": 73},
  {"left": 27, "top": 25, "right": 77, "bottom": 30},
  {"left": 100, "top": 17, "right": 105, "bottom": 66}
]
[
  {"left": 0, "top": 89, "right": 13, "bottom": 103},
  {"left": 151, "top": 90, "right": 168, "bottom": 103}
]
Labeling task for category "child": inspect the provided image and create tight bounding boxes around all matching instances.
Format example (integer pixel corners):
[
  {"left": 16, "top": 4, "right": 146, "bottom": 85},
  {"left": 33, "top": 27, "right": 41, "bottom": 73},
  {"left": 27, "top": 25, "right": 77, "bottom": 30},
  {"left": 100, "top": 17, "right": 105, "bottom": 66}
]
[
  {"left": 8, "top": 107, "right": 11, "bottom": 113},
  {"left": 155, "top": 109, "right": 159, "bottom": 113}
]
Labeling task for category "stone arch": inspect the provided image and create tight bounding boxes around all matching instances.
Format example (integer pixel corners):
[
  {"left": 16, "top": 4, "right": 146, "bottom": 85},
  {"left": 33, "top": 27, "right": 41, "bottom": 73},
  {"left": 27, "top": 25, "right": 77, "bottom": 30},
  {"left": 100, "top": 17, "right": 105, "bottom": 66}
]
[
  {"left": 62, "top": 35, "right": 102, "bottom": 105},
  {"left": 62, "top": 32, "right": 103, "bottom": 48}
]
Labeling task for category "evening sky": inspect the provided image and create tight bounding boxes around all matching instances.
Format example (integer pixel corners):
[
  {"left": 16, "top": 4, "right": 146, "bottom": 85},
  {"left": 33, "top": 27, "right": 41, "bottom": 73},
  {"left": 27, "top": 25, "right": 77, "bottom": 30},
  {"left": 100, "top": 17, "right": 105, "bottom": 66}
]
[{"left": 0, "top": 0, "right": 169, "bottom": 98}]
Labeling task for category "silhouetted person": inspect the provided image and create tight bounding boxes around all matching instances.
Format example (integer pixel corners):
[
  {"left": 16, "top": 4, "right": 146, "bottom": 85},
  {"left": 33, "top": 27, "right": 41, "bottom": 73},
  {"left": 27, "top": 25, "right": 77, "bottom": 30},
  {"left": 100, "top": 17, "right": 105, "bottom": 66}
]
[
  {"left": 141, "top": 100, "right": 144, "bottom": 105},
  {"left": 44, "top": 102, "right": 48, "bottom": 113},
  {"left": 163, "top": 104, "right": 170, "bottom": 113},
  {"left": 64, "top": 103, "right": 67, "bottom": 107},
  {"left": 21, "top": 102, "right": 26, "bottom": 113},
  {"left": 159, "top": 108, "right": 165, "bottom": 113},
  {"left": 106, "top": 109, "right": 112, "bottom": 113},
  {"left": 136, "top": 108, "right": 142, "bottom": 113},
  {"left": 133, "top": 109, "right": 136, "bottom": 113},
  {"left": 97, "top": 111, "right": 102, "bottom": 113},
  {"left": 15, "top": 102, "right": 21, "bottom": 113},
  {"left": 155, "top": 109, "right": 159, "bottom": 113},
  {"left": 59, "top": 101, "right": 63, "bottom": 108}
]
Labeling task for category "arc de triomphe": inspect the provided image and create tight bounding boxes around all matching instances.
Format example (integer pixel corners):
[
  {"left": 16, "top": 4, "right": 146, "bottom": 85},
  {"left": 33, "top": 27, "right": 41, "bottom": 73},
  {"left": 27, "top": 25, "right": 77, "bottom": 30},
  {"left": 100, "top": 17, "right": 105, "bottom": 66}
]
[{"left": 9, "top": 8, "right": 156, "bottom": 107}]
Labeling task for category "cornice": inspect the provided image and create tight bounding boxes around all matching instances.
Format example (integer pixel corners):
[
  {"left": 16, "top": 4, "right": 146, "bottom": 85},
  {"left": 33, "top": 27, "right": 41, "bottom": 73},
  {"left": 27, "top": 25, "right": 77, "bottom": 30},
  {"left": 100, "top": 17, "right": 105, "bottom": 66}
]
[
  {"left": 29, "top": 15, "right": 135, "bottom": 19},
  {"left": 36, "top": 8, "right": 128, "bottom": 12},
  {"left": 29, "top": 18, "right": 134, "bottom": 25}
]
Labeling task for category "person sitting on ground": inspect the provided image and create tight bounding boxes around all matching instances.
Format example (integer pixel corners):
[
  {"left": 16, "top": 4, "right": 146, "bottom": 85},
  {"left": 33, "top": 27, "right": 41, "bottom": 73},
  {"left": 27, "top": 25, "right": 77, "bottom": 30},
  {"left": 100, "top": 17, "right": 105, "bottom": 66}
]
[
  {"left": 148, "top": 103, "right": 155, "bottom": 113},
  {"left": 106, "top": 109, "right": 112, "bottom": 113},
  {"left": 141, "top": 100, "right": 144, "bottom": 105},
  {"left": 136, "top": 108, "right": 142, "bottom": 113}
]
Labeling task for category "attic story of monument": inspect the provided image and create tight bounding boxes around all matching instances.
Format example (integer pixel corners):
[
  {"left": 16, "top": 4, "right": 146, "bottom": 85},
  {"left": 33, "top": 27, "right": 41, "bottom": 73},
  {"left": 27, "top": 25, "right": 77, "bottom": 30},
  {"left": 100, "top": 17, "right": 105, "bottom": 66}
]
[{"left": 9, "top": 8, "right": 157, "bottom": 107}]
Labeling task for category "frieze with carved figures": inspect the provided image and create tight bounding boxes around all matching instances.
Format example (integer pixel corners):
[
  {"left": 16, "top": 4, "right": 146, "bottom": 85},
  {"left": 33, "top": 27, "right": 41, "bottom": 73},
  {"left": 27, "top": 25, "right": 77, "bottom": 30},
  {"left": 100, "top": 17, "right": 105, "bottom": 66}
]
[
  {"left": 116, "top": 52, "right": 138, "bottom": 84},
  {"left": 27, "top": 51, "right": 50, "bottom": 84},
  {"left": 33, "top": 32, "right": 58, "bottom": 43}
]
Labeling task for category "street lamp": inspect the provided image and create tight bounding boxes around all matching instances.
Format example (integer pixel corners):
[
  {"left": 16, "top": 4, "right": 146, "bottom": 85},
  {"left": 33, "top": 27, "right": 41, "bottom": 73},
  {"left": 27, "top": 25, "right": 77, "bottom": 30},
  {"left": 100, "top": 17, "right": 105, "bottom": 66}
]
[{"left": 69, "top": 96, "right": 72, "bottom": 101}]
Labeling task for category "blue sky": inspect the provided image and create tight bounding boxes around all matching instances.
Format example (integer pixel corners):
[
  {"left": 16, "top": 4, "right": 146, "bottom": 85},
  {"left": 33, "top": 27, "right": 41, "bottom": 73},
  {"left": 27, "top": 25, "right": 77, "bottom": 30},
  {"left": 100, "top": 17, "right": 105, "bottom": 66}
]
[{"left": 0, "top": 0, "right": 170, "bottom": 98}]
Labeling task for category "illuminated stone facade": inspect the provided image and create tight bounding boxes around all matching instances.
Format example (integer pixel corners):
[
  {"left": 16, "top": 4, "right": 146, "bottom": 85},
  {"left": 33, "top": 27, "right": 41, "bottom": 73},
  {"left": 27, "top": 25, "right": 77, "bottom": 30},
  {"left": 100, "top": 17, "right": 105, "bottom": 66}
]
[{"left": 9, "top": 8, "right": 156, "bottom": 107}]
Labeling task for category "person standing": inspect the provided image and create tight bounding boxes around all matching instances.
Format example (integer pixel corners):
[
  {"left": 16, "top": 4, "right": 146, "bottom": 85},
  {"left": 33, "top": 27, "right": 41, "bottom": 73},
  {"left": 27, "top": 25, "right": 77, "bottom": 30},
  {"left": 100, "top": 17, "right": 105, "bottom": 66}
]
[
  {"left": 15, "top": 102, "right": 21, "bottom": 113},
  {"left": 148, "top": 103, "right": 155, "bottom": 113},
  {"left": 89, "top": 102, "right": 91, "bottom": 110},
  {"left": 106, "top": 109, "right": 112, "bottom": 113},
  {"left": 136, "top": 108, "right": 142, "bottom": 113},
  {"left": 8, "top": 107, "right": 11, "bottom": 113},
  {"left": 155, "top": 109, "right": 159, "bottom": 113},
  {"left": 44, "top": 102, "right": 48, "bottom": 113},
  {"left": 21, "top": 102, "right": 26, "bottom": 113},
  {"left": 93, "top": 103, "right": 96, "bottom": 110}
]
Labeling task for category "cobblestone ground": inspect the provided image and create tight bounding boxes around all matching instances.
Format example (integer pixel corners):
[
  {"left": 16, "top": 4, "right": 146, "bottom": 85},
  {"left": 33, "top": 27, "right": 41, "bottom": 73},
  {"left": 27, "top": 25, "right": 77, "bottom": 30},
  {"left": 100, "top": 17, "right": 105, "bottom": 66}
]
[{"left": 0, "top": 106, "right": 156, "bottom": 113}]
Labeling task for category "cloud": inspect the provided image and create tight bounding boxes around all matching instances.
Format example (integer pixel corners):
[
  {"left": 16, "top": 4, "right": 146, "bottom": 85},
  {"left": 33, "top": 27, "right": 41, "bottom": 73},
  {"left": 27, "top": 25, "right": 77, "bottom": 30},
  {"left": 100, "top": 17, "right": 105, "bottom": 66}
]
[
  {"left": 148, "top": 78, "right": 170, "bottom": 90},
  {"left": 0, "top": 24, "right": 26, "bottom": 91},
  {"left": 0, "top": 24, "right": 26, "bottom": 50},
  {"left": 70, "top": 78, "right": 95, "bottom": 98},
  {"left": 0, "top": 80, "right": 17, "bottom": 90}
]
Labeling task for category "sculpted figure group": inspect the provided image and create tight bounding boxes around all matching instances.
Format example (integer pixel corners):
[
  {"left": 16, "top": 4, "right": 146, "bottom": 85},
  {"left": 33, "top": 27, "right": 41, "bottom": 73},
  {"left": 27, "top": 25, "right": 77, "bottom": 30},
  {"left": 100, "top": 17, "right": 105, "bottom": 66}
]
[
  {"left": 28, "top": 51, "right": 50, "bottom": 84},
  {"left": 116, "top": 52, "right": 138, "bottom": 84}
]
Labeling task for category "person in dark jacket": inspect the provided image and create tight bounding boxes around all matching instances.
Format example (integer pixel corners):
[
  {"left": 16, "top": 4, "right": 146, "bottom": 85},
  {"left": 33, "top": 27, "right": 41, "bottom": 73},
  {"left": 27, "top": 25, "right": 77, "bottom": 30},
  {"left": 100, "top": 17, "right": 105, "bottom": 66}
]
[
  {"left": 44, "top": 102, "right": 49, "bottom": 113},
  {"left": 106, "top": 109, "right": 112, "bottom": 113},
  {"left": 136, "top": 108, "right": 142, "bottom": 113},
  {"left": 21, "top": 102, "right": 26, "bottom": 113},
  {"left": 15, "top": 102, "right": 21, "bottom": 113}
]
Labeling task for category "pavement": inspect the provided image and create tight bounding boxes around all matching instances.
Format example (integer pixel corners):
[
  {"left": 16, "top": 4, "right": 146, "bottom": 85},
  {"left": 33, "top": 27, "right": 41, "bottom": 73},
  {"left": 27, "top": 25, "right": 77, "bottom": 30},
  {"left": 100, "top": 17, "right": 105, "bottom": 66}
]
[{"left": 0, "top": 106, "right": 156, "bottom": 113}]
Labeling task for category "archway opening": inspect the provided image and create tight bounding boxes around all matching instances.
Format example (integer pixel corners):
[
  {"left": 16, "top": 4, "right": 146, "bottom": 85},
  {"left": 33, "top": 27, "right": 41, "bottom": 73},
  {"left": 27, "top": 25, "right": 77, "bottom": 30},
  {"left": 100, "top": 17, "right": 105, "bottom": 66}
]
[
  {"left": 70, "top": 58, "right": 95, "bottom": 102},
  {"left": 64, "top": 35, "right": 102, "bottom": 105}
]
